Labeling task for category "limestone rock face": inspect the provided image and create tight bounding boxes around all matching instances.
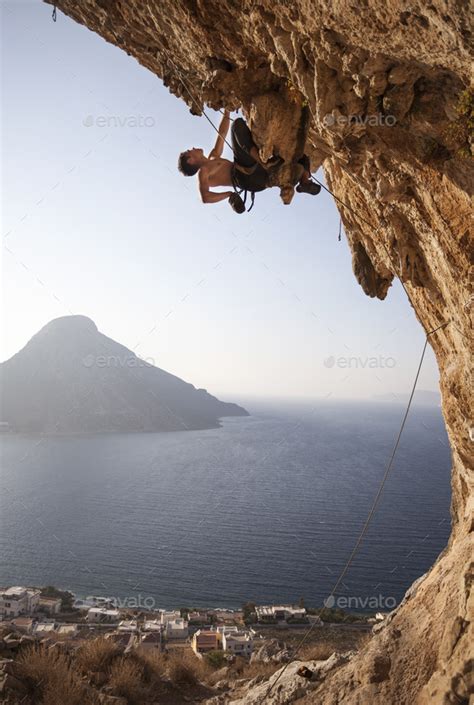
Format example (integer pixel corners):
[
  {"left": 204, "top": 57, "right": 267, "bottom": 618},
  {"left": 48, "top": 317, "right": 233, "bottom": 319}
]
[
  {"left": 250, "top": 639, "right": 293, "bottom": 664},
  {"left": 43, "top": 2, "right": 473, "bottom": 703},
  {"left": 230, "top": 654, "right": 351, "bottom": 704}
]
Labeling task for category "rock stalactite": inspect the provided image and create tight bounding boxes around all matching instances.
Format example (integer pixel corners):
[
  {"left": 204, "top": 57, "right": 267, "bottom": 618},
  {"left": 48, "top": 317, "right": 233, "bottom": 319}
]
[{"left": 43, "top": 2, "right": 473, "bottom": 703}]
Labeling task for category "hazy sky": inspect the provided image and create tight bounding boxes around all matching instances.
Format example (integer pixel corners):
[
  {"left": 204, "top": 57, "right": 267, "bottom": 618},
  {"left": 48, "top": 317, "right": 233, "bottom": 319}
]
[{"left": 1, "top": 2, "right": 440, "bottom": 402}]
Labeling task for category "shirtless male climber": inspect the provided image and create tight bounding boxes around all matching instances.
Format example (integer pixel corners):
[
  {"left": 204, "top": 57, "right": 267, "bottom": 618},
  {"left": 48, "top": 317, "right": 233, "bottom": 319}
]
[{"left": 177, "top": 110, "right": 320, "bottom": 212}]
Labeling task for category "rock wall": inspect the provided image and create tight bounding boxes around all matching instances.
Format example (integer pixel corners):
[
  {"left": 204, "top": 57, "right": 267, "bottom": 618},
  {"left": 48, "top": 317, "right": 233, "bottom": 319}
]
[{"left": 43, "top": 2, "right": 473, "bottom": 703}]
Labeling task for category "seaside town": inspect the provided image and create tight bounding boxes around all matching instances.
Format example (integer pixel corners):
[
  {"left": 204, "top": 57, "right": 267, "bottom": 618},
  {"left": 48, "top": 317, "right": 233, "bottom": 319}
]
[
  {"left": 0, "top": 585, "right": 315, "bottom": 655},
  {"left": 0, "top": 584, "right": 379, "bottom": 656}
]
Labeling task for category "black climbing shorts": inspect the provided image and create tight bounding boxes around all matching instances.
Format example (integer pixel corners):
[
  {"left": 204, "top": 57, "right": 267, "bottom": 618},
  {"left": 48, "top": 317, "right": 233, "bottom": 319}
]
[
  {"left": 231, "top": 118, "right": 269, "bottom": 192},
  {"left": 230, "top": 118, "right": 312, "bottom": 192}
]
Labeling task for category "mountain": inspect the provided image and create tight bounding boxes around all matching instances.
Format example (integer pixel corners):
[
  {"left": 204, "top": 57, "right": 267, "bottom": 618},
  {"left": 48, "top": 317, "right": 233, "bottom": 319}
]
[{"left": 0, "top": 316, "right": 248, "bottom": 433}]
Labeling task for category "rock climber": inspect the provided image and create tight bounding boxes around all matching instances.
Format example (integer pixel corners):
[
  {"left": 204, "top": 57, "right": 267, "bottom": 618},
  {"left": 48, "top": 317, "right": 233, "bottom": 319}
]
[{"left": 177, "top": 110, "right": 320, "bottom": 212}]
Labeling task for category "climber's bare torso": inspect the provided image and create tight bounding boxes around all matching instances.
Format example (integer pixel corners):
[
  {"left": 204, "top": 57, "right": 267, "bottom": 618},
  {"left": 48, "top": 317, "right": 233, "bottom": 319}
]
[
  {"left": 179, "top": 111, "right": 236, "bottom": 205},
  {"left": 201, "top": 156, "right": 233, "bottom": 188}
]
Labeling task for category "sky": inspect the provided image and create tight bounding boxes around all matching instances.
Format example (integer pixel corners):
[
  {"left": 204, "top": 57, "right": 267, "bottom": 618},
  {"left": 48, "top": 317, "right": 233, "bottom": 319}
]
[{"left": 1, "top": 1, "right": 441, "bottom": 402}]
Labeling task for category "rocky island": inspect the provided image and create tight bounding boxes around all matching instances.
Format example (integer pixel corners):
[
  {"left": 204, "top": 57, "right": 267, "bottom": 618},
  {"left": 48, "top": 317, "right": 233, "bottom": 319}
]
[{"left": 0, "top": 315, "right": 248, "bottom": 434}]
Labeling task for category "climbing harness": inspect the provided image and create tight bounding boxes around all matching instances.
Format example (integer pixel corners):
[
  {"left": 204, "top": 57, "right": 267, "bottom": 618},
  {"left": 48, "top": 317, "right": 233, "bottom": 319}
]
[{"left": 230, "top": 168, "right": 259, "bottom": 213}]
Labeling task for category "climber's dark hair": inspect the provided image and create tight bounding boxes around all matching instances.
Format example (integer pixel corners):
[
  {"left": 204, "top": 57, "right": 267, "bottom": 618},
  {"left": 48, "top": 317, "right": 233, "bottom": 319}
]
[{"left": 178, "top": 151, "right": 199, "bottom": 177}]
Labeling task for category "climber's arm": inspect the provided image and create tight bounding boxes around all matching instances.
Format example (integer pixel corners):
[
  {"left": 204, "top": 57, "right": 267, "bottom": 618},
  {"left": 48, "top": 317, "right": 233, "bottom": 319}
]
[
  {"left": 198, "top": 169, "right": 232, "bottom": 204},
  {"left": 208, "top": 110, "right": 230, "bottom": 159}
]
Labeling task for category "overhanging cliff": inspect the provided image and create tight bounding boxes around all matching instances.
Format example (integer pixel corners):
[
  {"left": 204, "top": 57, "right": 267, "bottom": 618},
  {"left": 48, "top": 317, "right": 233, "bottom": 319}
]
[{"left": 43, "top": 2, "right": 473, "bottom": 703}]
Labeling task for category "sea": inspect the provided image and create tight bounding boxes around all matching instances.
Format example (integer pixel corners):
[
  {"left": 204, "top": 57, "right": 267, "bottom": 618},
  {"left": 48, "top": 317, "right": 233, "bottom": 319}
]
[{"left": 0, "top": 399, "right": 451, "bottom": 613}]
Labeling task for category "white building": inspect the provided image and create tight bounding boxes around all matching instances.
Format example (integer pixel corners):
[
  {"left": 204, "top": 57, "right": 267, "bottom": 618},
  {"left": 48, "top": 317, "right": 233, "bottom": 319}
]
[
  {"left": 86, "top": 607, "right": 120, "bottom": 623},
  {"left": 75, "top": 596, "right": 114, "bottom": 611},
  {"left": 215, "top": 625, "right": 239, "bottom": 635},
  {"left": 144, "top": 619, "right": 163, "bottom": 632},
  {"left": 0, "top": 587, "right": 41, "bottom": 619},
  {"left": 222, "top": 630, "right": 254, "bottom": 657},
  {"left": 33, "top": 622, "right": 56, "bottom": 635},
  {"left": 118, "top": 620, "right": 138, "bottom": 632},
  {"left": 165, "top": 617, "right": 188, "bottom": 640},
  {"left": 57, "top": 624, "right": 78, "bottom": 636},
  {"left": 159, "top": 610, "right": 181, "bottom": 625},
  {"left": 255, "top": 605, "right": 306, "bottom": 622}
]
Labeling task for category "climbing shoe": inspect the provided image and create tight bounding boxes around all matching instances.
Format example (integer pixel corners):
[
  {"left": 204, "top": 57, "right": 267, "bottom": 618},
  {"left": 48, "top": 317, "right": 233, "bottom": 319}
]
[
  {"left": 229, "top": 192, "right": 246, "bottom": 214},
  {"left": 296, "top": 181, "right": 321, "bottom": 195}
]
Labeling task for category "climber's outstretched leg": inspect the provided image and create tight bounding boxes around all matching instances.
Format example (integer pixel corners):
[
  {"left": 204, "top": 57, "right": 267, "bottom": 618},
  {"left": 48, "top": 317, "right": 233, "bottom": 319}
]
[{"left": 295, "top": 154, "right": 321, "bottom": 196}]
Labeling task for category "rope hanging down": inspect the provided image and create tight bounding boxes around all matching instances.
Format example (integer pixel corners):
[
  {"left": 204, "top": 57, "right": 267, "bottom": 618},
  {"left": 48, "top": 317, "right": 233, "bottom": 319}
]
[
  {"left": 52, "top": 5, "right": 57, "bottom": 22},
  {"left": 261, "top": 318, "right": 451, "bottom": 702}
]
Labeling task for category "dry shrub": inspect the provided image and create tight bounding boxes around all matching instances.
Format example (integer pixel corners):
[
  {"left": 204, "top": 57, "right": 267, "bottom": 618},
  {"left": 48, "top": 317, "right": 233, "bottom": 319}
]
[
  {"left": 109, "top": 657, "right": 146, "bottom": 704},
  {"left": 17, "top": 644, "right": 98, "bottom": 705},
  {"left": 167, "top": 652, "right": 207, "bottom": 687},
  {"left": 241, "top": 660, "right": 281, "bottom": 681},
  {"left": 299, "top": 631, "right": 372, "bottom": 662},
  {"left": 129, "top": 648, "right": 166, "bottom": 686},
  {"left": 76, "top": 636, "right": 121, "bottom": 674},
  {"left": 299, "top": 643, "right": 336, "bottom": 662},
  {"left": 206, "top": 657, "right": 280, "bottom": 687}
]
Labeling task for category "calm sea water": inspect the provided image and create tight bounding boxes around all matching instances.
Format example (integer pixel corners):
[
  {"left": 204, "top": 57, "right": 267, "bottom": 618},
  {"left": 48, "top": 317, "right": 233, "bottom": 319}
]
[{"left": 0, "top": 400, "right": 451, "bottom": 611}]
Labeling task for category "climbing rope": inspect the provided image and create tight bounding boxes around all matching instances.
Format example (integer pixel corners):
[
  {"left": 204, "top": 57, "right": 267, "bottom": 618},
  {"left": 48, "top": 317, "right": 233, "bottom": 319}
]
[
  {"left": 51, "top": 5, "right": 57, "bottom": 22},
  {"left": 338, "top": 217, "right": 342, "bottom": 241},
  {"left": 261, "top": 318, "right": 451, "bottom": 701}
]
